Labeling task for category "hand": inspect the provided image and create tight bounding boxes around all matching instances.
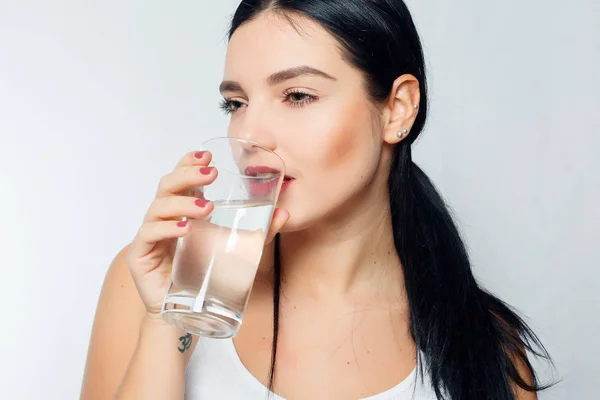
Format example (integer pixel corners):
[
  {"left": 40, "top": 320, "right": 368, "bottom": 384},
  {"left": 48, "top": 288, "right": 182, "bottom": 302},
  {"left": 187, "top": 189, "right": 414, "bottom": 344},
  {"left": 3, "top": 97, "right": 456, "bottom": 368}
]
[{"left": 125, "top": 151, "right": 290, "bottom": 318}]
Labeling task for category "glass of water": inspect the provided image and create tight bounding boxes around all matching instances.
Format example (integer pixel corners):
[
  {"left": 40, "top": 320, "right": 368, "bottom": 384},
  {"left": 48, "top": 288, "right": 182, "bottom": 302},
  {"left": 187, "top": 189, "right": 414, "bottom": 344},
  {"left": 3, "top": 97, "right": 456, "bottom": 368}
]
[{"left": 161, "top": 137, "right": 285, "bottom": 338}]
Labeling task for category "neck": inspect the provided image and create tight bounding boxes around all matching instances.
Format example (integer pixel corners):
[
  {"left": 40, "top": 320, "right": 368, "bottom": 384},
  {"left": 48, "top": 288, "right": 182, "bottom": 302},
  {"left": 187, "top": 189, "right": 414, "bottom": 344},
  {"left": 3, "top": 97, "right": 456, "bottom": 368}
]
[{"left": 273, "top": 195, "right": 406, "bottom": 305}]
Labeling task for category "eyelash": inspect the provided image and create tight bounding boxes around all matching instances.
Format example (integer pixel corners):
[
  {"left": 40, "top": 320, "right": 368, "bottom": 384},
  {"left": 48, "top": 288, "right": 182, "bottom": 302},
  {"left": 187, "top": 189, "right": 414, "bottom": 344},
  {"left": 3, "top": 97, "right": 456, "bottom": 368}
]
[{"left": 219, "top": 89, "right": 318, "bottom": 115}]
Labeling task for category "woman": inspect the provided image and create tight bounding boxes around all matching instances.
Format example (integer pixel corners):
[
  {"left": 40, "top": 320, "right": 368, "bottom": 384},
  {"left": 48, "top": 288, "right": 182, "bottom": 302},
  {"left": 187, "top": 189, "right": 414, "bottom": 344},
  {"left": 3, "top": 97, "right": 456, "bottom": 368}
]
[{"left": 81, "top": 1, "right": 553, "bottom": 399}]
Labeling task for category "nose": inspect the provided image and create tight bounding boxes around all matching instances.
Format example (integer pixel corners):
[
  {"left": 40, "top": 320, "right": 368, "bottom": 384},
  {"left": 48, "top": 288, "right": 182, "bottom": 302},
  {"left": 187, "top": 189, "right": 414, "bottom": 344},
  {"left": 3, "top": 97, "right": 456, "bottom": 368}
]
[
  {"left": 240, "top": 139, "right": 260, "bottom": 153},
  {"left": 230, "top": 102, "right": 277, "bottom": 152}
]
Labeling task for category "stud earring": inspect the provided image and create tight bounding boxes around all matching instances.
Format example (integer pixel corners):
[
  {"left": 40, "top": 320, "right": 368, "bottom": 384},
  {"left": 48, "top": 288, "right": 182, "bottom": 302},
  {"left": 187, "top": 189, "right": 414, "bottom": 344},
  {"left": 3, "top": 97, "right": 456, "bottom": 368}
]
[
  {"left": 397, "top": 128, "right": 409, "bottom": 138},
  {"left": 413, "top": 104, "right": 419, "bottom": 109}
]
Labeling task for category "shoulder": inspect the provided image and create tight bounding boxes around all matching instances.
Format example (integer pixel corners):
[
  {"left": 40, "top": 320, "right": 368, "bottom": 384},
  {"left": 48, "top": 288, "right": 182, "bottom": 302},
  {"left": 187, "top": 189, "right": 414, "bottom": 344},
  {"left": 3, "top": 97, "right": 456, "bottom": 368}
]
[{"left": 491, "top": 312, "right": 539, "bottom": 400}]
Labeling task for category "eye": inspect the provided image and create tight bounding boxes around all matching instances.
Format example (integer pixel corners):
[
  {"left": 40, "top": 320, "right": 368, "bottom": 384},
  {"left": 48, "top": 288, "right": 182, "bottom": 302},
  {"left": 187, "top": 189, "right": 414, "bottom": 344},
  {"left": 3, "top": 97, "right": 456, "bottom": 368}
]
[
  {"left": 219, "top": 98, "right": 245, "bottom": 115},
  {"left": 284, "top": 89, "right": 318, "bottom": 107}
]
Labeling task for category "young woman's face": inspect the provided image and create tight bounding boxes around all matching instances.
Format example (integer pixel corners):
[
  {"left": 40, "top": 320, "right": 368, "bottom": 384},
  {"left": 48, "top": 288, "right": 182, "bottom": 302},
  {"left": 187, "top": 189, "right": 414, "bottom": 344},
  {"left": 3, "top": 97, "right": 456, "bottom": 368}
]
[{"left": 222, "top": 13, "right": 391, "bottom": 231}]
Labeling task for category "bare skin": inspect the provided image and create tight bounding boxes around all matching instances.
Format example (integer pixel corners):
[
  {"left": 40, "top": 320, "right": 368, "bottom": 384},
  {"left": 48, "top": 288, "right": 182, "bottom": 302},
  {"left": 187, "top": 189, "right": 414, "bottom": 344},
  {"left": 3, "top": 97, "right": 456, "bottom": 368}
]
[{"left": 81, "top": 11, "right": 536, "bottom": 400}]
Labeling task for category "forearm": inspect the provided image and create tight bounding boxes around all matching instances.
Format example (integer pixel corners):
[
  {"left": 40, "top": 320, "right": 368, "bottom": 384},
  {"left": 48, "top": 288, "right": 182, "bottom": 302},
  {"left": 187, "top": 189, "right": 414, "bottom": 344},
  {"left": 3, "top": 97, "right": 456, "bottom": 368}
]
[{"left": 115, "top": 316, "right": 198, "bottom": 400}]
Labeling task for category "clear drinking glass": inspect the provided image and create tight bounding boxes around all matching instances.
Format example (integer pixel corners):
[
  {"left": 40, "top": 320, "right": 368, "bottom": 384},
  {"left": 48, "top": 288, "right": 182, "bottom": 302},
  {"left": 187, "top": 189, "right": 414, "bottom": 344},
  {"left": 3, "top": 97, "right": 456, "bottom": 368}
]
[{"left": 161, "top": 137, "right": 285, "bottom": 338}]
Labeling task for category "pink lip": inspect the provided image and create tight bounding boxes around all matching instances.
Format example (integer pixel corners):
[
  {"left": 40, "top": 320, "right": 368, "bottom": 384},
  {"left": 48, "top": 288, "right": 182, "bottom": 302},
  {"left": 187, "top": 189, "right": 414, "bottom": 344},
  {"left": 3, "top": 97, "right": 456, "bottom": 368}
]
[{"left": 244, "top": 165, "right": 294, "bottom": 197}]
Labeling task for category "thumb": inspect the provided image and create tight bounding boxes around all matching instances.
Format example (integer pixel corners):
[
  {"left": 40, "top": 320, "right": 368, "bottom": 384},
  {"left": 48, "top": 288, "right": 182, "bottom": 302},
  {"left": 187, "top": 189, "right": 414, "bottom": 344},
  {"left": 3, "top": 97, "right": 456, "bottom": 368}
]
[{"left": 265, "top": 208, "right": 290, "bottom": 245}]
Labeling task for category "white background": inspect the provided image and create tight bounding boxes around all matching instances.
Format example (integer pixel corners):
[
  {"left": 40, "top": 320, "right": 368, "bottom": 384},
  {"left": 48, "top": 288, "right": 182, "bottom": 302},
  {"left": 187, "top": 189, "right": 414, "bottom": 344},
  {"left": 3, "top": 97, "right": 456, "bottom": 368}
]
[{"left": 1, "top": 0, "right": 598, "bottom": 398}]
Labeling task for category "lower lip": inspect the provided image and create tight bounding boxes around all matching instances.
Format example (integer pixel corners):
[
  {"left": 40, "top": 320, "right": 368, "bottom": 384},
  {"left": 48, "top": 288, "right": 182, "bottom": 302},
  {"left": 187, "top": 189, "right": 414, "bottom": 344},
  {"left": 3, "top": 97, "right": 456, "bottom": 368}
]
[
  {"left": 248, "top": 178, "right": 294, "bottom": 198},
  {"left": 280, "top": 178, "right": 294, "bottom": 195}
]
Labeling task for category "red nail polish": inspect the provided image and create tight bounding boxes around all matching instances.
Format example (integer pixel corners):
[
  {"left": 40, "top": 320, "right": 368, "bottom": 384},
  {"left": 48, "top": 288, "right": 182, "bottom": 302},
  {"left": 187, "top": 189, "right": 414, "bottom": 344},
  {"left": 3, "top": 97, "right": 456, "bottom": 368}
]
[
  {"left": 177, "top": 221, "right": 188, "bottom": 228},
  {"left": 194, "top": 151, "right": 206, "bottom": 159},
  {"left": 195, "top": 199, "right": 209, "bottom": 208},
  {"left": 200, "top": 167, "right": 212, "bottom": 175}
]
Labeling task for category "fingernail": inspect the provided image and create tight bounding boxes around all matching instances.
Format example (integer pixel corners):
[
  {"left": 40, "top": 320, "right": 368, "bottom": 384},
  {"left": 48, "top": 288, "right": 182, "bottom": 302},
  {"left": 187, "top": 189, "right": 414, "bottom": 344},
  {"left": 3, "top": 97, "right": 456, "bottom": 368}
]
[
  {"left": 200, "top": 167, "right": 213, "bottom": 175},
  {"left": 177, "top": 221, "right": 189, "bottom": 228},
  {"left": 194, "top": 151, "right": 206, "bottom": 159},
  {"left": 195, "top": 199, "right": 209, "bottom": 208}
]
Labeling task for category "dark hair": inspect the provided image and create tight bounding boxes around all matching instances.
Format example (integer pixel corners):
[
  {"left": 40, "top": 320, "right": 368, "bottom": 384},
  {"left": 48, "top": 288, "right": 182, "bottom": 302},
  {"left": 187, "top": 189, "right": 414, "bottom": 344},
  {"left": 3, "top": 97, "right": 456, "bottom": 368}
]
[{"left": 229, "top": 1, "right": 554, "bottom": 398}]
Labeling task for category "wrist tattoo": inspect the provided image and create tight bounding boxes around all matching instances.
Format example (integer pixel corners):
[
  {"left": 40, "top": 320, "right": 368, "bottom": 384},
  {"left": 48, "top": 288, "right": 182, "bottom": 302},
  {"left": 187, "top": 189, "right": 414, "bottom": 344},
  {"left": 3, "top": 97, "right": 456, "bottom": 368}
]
[{"left": 178, "top": 333, "right": 193, "bottom": 353}]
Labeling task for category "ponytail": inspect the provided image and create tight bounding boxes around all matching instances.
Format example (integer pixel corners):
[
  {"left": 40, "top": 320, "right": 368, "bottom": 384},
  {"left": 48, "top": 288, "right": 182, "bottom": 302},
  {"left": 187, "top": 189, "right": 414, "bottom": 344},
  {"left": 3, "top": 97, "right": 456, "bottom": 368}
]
[{"left": 390, "top": 142, "right": 553, "bottom": 398}]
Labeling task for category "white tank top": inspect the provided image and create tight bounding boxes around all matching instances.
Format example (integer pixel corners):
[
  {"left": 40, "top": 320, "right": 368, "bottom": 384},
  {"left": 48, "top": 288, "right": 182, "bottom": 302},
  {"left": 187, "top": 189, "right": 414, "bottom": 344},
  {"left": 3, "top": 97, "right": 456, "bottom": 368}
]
[{"left": 185, "top": 337, "right": 439, "bottom": 399}]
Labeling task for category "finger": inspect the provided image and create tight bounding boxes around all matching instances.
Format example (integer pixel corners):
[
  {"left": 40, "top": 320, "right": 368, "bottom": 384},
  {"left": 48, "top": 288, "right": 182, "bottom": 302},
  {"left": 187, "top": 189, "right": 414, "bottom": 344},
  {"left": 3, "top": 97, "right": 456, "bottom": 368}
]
[
  {"left": 144, "top": 196, "right": 214, "bottom": 223},
  {"left": 174, "top": 150, "right": 212, "bottom": 170},
  {"left": 156, "top": 165, "right": 218, "bottom": 197},
  {"left": 265, "top": 208, "right": 290, "bottom": 245},
  {"left": 130, "top": 219, "right": 192, "bottom": 261}
]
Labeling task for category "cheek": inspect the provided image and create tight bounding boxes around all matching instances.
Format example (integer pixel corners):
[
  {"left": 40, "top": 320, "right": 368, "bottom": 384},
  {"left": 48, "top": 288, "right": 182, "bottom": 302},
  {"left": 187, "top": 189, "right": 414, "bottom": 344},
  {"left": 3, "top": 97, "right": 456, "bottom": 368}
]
[
  {"left": 317, "top": 102, "right": 377, "bottom": 172},
  {"left": 321, "top": 122, "right": 357, "bottom": 169},
  {"left": 275, "top": 99, "right": 380, "bottom": 186}
]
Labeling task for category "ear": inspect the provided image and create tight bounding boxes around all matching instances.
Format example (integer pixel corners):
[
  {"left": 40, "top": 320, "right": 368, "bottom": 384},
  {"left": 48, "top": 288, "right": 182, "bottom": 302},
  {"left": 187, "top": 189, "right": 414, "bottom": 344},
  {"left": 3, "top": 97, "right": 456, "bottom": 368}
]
[{"left": 381, "top": 74, "right": 421, "bottom": 144}]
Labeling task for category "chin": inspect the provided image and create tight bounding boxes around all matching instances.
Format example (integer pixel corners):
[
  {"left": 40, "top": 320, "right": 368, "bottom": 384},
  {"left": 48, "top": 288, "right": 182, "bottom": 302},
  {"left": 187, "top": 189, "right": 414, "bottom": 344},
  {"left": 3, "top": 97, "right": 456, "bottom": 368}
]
[
  {"left": 278, "top": 216, "right": 307, "bottom": 233},
  {"left": 276, "top": 204, "right": 328, "bottom": 234},
  {"left": 275, "top": 187, "right": 337, "bottom": 233}
]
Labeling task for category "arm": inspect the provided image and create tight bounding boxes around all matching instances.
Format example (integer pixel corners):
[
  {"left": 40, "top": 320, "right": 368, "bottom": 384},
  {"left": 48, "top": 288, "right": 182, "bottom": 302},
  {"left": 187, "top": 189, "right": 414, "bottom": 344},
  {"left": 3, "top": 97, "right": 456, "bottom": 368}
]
[
  {"left": 115, "top": 316, "right": 197, "bottom": 400},
  {"left": 80, "top": 245, "right": 198, "bottom": 399}
]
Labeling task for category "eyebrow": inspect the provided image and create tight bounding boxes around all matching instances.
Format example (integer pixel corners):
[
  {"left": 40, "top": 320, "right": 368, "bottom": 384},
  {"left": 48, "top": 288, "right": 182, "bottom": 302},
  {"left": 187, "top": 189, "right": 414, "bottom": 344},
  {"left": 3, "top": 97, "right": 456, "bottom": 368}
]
[{"left": 219, "top": 65, "right": 336, "bottom": 94}]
